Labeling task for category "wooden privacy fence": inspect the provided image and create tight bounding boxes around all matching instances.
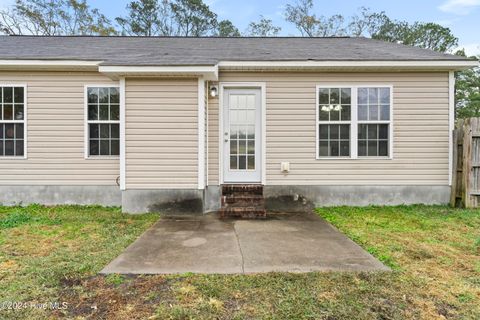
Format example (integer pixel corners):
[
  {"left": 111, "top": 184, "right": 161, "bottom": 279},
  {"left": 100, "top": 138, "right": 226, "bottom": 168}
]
[{"left": 450, "top": 118, "right": 480, "bottom": 208}]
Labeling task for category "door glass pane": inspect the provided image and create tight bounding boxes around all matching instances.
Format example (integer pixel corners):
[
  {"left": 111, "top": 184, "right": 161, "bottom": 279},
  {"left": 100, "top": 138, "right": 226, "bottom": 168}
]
[{"left": 229, "top": 93, "right": 256, "bottom": 171}]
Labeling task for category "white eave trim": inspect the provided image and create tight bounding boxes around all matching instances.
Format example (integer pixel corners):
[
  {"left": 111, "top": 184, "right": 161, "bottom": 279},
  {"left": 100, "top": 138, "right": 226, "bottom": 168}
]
[
  {"left": 218, "top": 60, "right": 479, "bottom": 71},
  {"left": 0, "top": 60, "right": 102, "bottom": 71},
  {"left": 99, "top": 65, "right": 218, "bottom": 81}
]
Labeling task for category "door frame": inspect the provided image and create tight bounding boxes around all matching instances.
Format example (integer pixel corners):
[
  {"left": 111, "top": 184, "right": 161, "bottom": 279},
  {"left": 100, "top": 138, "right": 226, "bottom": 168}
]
[{"left": 219, "top": 82, "right": 266, "bottom": 185}]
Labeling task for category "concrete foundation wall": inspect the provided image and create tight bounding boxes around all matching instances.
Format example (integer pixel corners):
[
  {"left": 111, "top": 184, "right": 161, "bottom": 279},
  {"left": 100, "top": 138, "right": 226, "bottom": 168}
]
[
  {"left": 0, "top": 186, "right": 121, "bottom": 206},
  {"left": 264, "top": 185, "right": 451, "bottom": 210},
  {"left": 122, "top": 189, "right": 204, "bottom": 214}
]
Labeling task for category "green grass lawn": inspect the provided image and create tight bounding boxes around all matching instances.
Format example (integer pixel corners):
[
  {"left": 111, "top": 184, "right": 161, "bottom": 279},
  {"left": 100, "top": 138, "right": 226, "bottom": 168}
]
[{"left": 0, "top": 205, "right": 479, "bottom": 319}]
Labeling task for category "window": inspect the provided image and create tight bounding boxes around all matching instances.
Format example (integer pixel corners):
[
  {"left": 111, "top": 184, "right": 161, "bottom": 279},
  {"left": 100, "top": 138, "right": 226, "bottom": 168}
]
[
  {"left": 317, "top": 86, "right": 392, "bottom": 159},
  {"left": 0, "top": 86, "right": 26, "bottom": 157},
  {"left": 86, "top": 86, "right": 120, "bottom": 157},
  {"left": 357, "top": 88, "right": 391, "bottom": 157},
  {"left": 318, "top": 88, "right": 351, "bottom": 157}
]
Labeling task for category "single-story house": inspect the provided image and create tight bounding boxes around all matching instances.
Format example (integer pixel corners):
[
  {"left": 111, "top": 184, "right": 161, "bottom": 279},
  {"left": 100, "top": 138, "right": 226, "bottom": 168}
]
[{"left": 0, "top": 36, "right": 477, "bottom": 214}]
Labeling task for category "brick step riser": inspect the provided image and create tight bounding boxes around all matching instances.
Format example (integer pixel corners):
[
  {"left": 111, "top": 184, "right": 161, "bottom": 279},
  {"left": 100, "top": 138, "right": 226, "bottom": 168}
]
[{"left": 220, "top": 184, "right": 266, "bottom": 219}]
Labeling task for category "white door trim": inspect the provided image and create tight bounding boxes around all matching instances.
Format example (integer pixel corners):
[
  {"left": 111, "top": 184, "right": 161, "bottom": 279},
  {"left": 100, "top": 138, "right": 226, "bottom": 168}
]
[{"left": 219, "top": 82, "right": 266, "bottom": 185}]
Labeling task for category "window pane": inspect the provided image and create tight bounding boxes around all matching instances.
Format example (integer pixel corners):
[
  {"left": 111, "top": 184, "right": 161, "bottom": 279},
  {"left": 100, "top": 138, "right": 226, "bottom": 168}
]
[
  {"left": 110, "top": 104, "right": 120, "bottom": 121},
  {"left": 111, "top": 124, "right": 120, "bottom": 139},
  {"left": 0, "top": 140, "right": 3, "bottom": 155},
  {"left": 111, "top": 140, "right": 120, "bottom": 156},
  {"left": 368, "top": 124, "right": 378, "bottom": 139},
  {"left": 340, "top": 141, "right": 350, "bottom": 157},
  {"left": 89, "top": 124, "right": 99, "bottom": 139},
  {"left": 14, "top": 87, "right": 24, "bottom": 103},
  {"left": 358, "top": 140, "right": 367, "bottom": 156},
  {"left": 379, "top": 124, "right": 389, "bottom": 140},
  {"left": 3, "top": 87, "right": 13, "bottom": 103},
  {"left": 88, "top": 88, "right": 99, "bottom": 103},
  {"left": 319, "top": 141, "right": 329, "bottom": 157},
  {"left": 5, "top": 140, "right": 14, "bottom": 156},
  {"left": 230, "top": 140, "right": 237, "bottom": 154},
  {"left": 3, "top": 104, "right": 13, "bottom": 120},
  {"left": 369, "top": 105, "right": 379, "bottom": 121},
  {"left": 379, "top": 88, "right": 390, "bottom": 104},
  {"left": 340, "top": 125, "right": 350, "bottom": 139},
  {"left": 330, "top": 108, "right": 340, "bottom": 121},
  {"left": 379, "top": 141, "right": 388, "bottom": 156},
  {"left": 358, "top": 88, "right": 368, "bottom": 104},
  {"left": 358, "top": 105, "right": 368, "bottom": 121},
  {"left": 330, "top": 141, "right": 339, "bottom": 156},
  {"left": 99, "top": 105, "right": 109, "bottom": 120},
  {"left": 0, "top": 124, "right": 3, "bottom": 138},
  {"left": 358, "top": 124, "right": 367, "bottom": 140},
  {"left": 319, "top": 89, "right": 329, "bottom": 104},
  {"left": 90, "top": 139, "right": 99, "bottom": 155},
  {"left": 368, "top": 140, "right": 377, "bottom": 156},
  {"left": 247, "top": 156, "right": 255, "bottom": 170},
  {"left": 238, "top": 140, "right": 246, "bottom": 154},
  {"left": 238, "top": 127, "right": 246, "bottom": 139},
  {"left": 319, "top": 105, "right": 329, "bottom": 121},
  {"left": 14, "top": 105, "right": 24, "bottom": 120},
  {"left": 330, "top": 88, "right": 339, "bottom": 104},
  {"left": 15, "top": 124, "right": 24, "bottom": 139},
  {"left": 88, "top": 105, "right": 98, "bottom": 120},
  {"left": 110, "top": 88, "right": 119, "bottom": 103},
  {"left": 247, "top": 125, "right": 255, "bottom": 139},
  {"left": 15, "top": 140, "right": 24, "bottom": 156},
  {"left": 230, "top": 125, "right": 238, "bottom": 139},
  {"left": 341, "top": 88, "right": 351, "bottom": 104},
  {"left": 230, "top": 156, "right": 237, "bottom": 169},
  {"left": 100, "top": 124, "right": 110, "bottom": 138},
  {"left": 247, "top": 140, "right": 255, "bottom": 154},
  {"left": 341, "top": 105, "right": 351, "bottom": 121},
  {"left": 238, "top": 156, "right": 246, "bottom": 169},
  {"left": 319, "top": 125, "right": 328, "bottom": 140},
  {"left": 100, "top": 140, "right": 110, "bottom": 155},
  {"left": 99, "top": 88, "right": 109, "bottom": 104},
  {"left": 5, "top": 124, "right": 14, "bottom": 138},
  {"left": 368, "top": 88, "right": 378, "bottom": 104},
  {"left": 330, "top": 125, "right": 339, "bottom": 139},
  {"left": 380, "top": 105, "right": 390, "bottom": 120}
]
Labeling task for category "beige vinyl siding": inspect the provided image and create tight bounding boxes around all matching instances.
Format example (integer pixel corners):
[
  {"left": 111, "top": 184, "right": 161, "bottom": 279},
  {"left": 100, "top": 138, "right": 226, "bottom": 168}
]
[
  {"left": 0, "top": 71, "right": 119, "bottom": 185},
  {"left": 208, "top": 72, "right": 450, "bottom": 186},
  {"left": 125, "top": 78, "right": 198, "bottom": 189}
]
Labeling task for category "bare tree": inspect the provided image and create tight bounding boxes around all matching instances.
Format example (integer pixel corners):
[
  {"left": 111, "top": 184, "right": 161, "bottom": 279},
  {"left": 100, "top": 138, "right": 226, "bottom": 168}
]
[
  {"left": 245, "top": 16, "right": 281, "bottom": 36},
  {"left": 0, "top": 0, "right": 116, "bottom": 35}
]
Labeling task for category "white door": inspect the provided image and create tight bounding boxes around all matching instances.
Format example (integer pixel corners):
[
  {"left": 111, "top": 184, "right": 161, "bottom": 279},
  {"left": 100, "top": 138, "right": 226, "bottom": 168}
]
[{"left": 223, "top": 88, "right": 262, "bottom": 183}]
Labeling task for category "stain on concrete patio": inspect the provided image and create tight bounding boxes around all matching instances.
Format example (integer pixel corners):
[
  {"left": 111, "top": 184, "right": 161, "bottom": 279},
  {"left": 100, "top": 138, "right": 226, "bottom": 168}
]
[{"left": 101, "top": 212, "right": 389, "bottom": 274}]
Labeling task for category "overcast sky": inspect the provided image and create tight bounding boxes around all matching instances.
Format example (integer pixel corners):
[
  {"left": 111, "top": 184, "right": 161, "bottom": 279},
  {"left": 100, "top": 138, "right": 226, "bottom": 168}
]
[{"left": 0, "top": 0, "right": 478, "bottom": 55}]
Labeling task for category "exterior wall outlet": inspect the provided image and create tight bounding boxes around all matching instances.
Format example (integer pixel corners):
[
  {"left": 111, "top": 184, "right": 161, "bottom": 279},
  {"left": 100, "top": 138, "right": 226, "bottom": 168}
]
[{"left": 281, "top": 162, "right": 290, "bottom": 173}]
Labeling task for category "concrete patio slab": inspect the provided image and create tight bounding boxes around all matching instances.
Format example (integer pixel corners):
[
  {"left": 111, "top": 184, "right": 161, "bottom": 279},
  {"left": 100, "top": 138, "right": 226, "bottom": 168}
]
[{"left": 101, "top": 212, "right": 389, "bottom": 274}]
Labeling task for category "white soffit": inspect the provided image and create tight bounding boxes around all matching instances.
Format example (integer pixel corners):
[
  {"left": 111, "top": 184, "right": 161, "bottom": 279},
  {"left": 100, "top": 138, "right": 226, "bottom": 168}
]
[
  {"left": 218, "top": 60, "right": 479, "bottom": 71},
  {"left": 0, "top": 60, "right": 102, "bottom": 71}
]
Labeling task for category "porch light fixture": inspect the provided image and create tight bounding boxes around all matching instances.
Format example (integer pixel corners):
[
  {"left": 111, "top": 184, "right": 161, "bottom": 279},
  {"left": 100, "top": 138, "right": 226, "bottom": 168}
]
[{"left": 209, "top": 85, "right": 218, "bottom": 98}]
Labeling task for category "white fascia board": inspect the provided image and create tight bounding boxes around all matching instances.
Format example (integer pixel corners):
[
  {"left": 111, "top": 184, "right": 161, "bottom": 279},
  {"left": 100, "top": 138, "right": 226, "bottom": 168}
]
[
  {"left": 218, "top": 60, "right": 479, "bottom": 71},
  {"left": 0, "top": 60, "right": 102, "bottom": 70},
  {"left": 99, "top": 65, "right": 219, "bottom": 81}
]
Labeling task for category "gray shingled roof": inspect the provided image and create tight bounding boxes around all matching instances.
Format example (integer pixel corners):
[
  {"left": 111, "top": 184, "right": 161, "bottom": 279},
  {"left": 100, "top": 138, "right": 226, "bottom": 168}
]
[{"left": 0, "top": 35, "right": 470, "bottom": 66}]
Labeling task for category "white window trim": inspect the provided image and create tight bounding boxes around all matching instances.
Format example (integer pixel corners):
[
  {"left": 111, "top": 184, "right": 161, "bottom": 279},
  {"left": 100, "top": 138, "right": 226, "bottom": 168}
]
[
  {"left": 0, "top": 84, "right": 27, "bottom": 160},
  {"left": 84, "top": 84, "right": 120, "bottom": 159},
  {"left": 316, "top": 84, "right": 394, "bottom": 160}
]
